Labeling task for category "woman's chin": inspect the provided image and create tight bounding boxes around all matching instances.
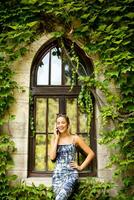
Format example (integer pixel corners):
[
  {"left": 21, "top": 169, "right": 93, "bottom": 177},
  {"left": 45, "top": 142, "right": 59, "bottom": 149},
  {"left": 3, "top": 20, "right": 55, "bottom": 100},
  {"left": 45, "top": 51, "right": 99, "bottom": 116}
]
[
  {"left": 59, "top": 131, "right": 64, "bottom": 134},
  {"left": 59, "top": 130, "right": 66, "bottom": 134}
]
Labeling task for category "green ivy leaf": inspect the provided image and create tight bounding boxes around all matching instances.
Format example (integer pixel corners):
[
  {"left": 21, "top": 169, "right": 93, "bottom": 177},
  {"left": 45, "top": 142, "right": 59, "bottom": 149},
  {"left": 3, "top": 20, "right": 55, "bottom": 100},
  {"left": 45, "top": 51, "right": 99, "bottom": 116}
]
[
  {"left": 106, "top": 6, "right": 122, "bottom": 12},
  {"left": 27, "top": 21, "right": 39, "bottom": 27},
  {"left": 21, "top": 0, "right": 38, "bottom": 4},
  {"left": 81, "top": 25, "right": 89, "bottom": 32},
  {"left": 98, "top": 24, "right": 107, "bottom": 31},
  {"left": 81, "top": 13, "right": 90, "bottom": 19},
  {"left": 125, "top": 12, "right": 134, "bottom": 19},
  {"left": 106, "top": 24, "right": 113, "bottom": 32},
  {"left": 89, "top": 15, "right": 97, "bottom": 22}
]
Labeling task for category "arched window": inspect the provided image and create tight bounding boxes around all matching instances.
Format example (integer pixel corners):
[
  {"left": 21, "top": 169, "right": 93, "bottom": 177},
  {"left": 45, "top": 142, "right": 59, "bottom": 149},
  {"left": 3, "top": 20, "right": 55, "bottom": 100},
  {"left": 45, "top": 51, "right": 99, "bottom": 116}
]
[{"left": 28, "top": 38, "right": 97, "bottom": 177}]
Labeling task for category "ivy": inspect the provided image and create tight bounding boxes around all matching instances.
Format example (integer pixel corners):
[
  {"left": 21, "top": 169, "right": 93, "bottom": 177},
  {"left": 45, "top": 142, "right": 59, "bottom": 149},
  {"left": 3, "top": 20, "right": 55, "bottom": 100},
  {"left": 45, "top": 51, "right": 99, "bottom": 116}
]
[
  {"left": 29, "top": 92, "right": 36, "bottom": 136},
  {"left": 0, "top": 0, "right": 134, "bottom": 199},
  {"left": 0, "top": 134, "right": 17, "bottom": 199},
  {"left": 11, "top": 182, "right": 54, "bottom": 200},
  {"left": 78, "top": 84, "right": 93, "bottom": 131},
  {"left": 73, "top": 178, "right": 113, "bottom": 200}
]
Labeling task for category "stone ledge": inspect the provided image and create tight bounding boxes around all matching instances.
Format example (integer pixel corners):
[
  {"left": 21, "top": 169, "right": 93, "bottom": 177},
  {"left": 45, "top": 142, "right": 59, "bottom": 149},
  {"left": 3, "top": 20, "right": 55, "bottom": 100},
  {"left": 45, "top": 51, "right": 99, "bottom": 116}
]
[{"left": 23, "top": 177, "right": 52, "bottom": 187}]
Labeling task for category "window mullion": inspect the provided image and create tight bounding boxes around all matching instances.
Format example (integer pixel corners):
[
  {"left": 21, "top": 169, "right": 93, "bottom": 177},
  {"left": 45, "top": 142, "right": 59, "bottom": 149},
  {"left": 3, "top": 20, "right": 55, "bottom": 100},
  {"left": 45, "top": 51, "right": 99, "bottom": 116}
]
[
  {"left": 49, "top": 50, "right": 51, "bottom": 85},
  {"left": 61, "top": 49, "right": 64, "bottom": 85},
  {"left": 33, "top": 96, "right": 37, "bottom": 171},
  {"left": 46, "top": 98, "right": 49, "bottom": 171},
  {"left": 59, "top": 96, "right": 66, "bottom": 114}
]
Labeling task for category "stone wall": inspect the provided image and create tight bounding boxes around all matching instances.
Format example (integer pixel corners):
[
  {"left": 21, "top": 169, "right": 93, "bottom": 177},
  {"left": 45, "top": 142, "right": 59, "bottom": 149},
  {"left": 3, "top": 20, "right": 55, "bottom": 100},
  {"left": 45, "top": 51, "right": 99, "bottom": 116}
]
[{"left": 4, "top": 34, "right": 113, "bottom": 186}]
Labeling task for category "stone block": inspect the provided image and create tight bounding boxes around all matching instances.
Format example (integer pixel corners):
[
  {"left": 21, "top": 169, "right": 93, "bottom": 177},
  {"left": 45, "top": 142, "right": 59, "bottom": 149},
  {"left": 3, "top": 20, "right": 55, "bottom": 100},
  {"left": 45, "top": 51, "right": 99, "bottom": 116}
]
[
  {"left": 9, "top": 102, "right": 29, "bottom": 124},
  {"left": 12, "top": 154, "right": 28, "bottom": 171},
  {"left": 97, "top": 153, "right": 110, "bottom": 170},
  {"left": 14, "top": 73, "right": 30, "bottom": 87},
  {"left": 8, "top": 169, "right": 27, "bottom": 179},
  {"left": 8, "top": 122, "right": 28, "bottom": 138},
  {"left": 98, "top": 169, "right": 113, "bottom": 181},
  {"left": 13, "top": 87, "right": 29, "bottom": 103},
  {"left": 12, "top": 138, "right": 28, "bottom": 154}
]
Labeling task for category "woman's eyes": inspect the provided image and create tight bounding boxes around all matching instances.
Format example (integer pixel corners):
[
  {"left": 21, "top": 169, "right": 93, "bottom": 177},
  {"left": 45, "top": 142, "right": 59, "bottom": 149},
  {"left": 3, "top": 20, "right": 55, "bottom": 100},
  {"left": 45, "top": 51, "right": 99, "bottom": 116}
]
[{"left": 57, "top": 122, "right": 66, "bottom": 125}]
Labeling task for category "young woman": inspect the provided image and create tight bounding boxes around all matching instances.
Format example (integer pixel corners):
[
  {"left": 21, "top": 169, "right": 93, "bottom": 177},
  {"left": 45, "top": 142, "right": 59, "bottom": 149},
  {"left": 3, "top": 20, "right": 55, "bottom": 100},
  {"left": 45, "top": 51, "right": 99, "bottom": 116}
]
[{"left": 49, "top": 114, "right": 95, "bottom": 200}]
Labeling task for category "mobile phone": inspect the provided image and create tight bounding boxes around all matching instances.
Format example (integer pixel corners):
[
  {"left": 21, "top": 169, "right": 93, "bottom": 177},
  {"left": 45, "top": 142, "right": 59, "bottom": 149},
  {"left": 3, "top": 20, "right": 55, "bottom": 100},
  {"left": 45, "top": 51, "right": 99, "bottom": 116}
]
[{"left": 56, "top": 127, "right": 59, "bottom": 134}]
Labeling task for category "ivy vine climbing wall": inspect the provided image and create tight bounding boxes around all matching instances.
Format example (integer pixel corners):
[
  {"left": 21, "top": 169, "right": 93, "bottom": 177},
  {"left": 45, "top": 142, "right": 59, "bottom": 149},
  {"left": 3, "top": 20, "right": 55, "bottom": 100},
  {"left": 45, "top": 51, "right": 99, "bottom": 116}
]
[{"left": 0, "top": 0, "right": 133, "bottom": 199}]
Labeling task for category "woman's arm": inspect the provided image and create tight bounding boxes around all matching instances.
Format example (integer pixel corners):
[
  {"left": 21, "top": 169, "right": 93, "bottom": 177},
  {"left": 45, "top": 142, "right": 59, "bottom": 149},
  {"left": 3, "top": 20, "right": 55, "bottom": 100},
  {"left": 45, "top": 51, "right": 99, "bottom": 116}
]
[{"left": 70, "top": 135, "right": 95, "bottom": 171}]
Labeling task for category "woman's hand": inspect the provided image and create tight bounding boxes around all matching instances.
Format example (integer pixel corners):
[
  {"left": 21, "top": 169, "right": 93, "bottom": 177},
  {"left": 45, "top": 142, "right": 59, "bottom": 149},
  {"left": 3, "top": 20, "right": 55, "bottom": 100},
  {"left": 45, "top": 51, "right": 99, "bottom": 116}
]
[
  {"left": 54, "top": 123, "right": 60, "bottom": 141},
  {"left": 49, "top": 124, "right": 60, "bottom": 161},
  {"left": 69, "top": 161, "right": 82, "bottom": 171}
]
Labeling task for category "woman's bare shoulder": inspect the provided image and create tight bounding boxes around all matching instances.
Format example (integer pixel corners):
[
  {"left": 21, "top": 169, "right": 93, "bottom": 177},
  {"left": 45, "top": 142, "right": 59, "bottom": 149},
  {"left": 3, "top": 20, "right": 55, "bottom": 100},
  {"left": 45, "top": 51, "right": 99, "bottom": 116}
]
[{"left": 72, "top": 134, "right": 81, "bottom": 145}]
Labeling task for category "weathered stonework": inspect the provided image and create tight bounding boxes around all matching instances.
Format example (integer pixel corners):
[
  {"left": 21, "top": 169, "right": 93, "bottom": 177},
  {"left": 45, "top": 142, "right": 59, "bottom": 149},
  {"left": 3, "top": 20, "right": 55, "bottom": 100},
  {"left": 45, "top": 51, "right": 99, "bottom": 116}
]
[{"left": 6, "top": 33, "right": 114, "bottom": 186}]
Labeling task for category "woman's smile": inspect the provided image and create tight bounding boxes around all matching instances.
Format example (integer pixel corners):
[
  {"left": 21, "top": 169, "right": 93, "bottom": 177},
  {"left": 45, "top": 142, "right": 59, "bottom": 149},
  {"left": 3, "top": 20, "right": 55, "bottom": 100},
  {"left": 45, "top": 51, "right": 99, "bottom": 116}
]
[
  {"left": 56, "top": 117, "right": 68, "bottom": 134},
  {"left": 57, "top": 124, "right": 67, "bottom": 132}
]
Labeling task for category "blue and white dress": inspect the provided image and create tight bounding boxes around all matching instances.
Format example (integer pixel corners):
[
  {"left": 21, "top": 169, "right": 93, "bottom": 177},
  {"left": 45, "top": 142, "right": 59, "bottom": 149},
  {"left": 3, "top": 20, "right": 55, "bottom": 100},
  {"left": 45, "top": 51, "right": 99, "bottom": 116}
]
[{"left": 52, "top": 143, "right": 79, "bottom": 200}]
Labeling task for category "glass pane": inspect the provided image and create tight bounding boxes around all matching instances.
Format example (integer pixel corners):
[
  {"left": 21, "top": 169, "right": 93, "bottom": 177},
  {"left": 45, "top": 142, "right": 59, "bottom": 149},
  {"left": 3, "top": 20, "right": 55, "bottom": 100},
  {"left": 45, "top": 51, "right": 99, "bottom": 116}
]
[
  {"left": 63, "top": 53, "right": 77, "bottom": 86},
  {"left": 64, "top": 63, "right": 72, "bottom": 85},
  {"left": 62, "top": 45, "right": 79, "bottom": 86},
  {"left": 35, "top": 135, "right": 46, "bottom": 171},
  {"left": 79, "top": 112, "right": 89, "bottom": 133},
  {"left": 48, "top": 98, "right": 59, "bottom": 132},
  {"left": 48, "top": 134, "right": 55, "bottom": 171},
  {"left": 51, "top": 48, "right": 62, "bottom": 85},
  {"left": 36, "top": 98, "right": 46, "bottom": 132},
  {"left": 66, "top": 98, "right": 77, "bottom": 134},
  {"left": 78, "top": 62, "right": 88, "bottom": 76},
  {"left": 37, "top": 53, "right": 49, "bottom": 85}
]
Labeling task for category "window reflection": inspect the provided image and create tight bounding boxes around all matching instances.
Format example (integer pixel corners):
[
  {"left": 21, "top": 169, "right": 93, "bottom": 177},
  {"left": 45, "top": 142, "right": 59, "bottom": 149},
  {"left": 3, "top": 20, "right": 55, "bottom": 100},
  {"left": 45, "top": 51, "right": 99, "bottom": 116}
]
[
  {"left": 63, "top": 53, "right": 77, "bottom": 85},
  {"left": 51, "top": 48, "right": 62, "bottom": 85},
  {"left": 37, "top": 53, "right": 49, "bottom": 85},
  {"left": 48, "top": 98, "right": 59, "bottom": 132},
  {"left": 66, "top": 98, "right": 77, "bottom": 134},
  {"left": 78, "top": 62, "right": 88, "bottom": 76},
  {"left": 64, "top": 64, "right": 72, "bottom": 85},
  {"left": 35, "top": 135, "right": 46, "bottom": 171},
  {"left": 36, "top": 98, "right": 46, "bottom": 132},
  {"left": 48, "top": 134, "right": 55, "bottom": 171}
]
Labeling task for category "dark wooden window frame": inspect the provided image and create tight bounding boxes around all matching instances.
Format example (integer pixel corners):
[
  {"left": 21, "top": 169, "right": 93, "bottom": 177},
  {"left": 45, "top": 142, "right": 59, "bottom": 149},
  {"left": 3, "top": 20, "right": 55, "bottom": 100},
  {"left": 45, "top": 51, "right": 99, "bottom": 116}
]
[{"left": 28, "top": 38, "right": 97, "bottom": 177}]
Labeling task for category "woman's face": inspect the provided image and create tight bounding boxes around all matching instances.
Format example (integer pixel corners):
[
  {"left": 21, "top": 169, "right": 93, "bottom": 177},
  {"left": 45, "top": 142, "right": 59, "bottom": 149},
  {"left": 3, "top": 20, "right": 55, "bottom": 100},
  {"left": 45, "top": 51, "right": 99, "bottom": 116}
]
[{"left": 56, "top": 116, "right": 68, "bottom": 134}]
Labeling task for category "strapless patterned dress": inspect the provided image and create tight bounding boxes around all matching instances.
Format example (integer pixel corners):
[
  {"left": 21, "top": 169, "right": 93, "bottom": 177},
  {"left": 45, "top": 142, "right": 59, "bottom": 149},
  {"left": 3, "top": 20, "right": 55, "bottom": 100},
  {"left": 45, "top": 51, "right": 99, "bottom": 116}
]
[{"left": 52, "top": 144, "right": 79, "bottom": 200}]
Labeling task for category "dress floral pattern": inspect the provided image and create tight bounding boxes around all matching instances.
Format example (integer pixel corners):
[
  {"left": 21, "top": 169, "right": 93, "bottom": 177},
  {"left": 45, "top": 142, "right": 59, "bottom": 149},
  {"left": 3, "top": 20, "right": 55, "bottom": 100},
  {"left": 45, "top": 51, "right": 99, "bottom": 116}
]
[{"left": 52, "top": 144, "right": 79, "bottom": 200}]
